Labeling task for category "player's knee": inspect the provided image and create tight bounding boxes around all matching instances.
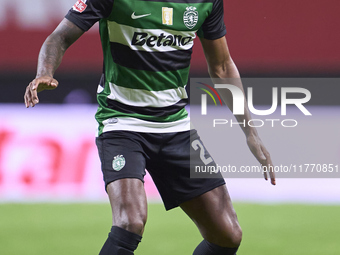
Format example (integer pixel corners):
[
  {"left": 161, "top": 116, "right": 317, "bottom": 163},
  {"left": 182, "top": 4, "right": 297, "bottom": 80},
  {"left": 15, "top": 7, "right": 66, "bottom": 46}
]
[
  {"left": 226, "top": 224, "right": 242, "bottom": 247},
  {"left": 210, "top": 223, "right": 242, "bottom": 248},
  {"left": 222, "top": 224, "right": 242, "bottom": 247},
  {"left": 115, "top": 211, "right": 147, "bottom": 236}
]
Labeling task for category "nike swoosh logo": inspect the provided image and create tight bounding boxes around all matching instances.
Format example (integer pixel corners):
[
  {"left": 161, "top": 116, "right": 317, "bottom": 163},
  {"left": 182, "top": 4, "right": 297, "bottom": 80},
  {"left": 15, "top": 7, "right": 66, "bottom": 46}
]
[{"left": 131, "top": 12, "right": 151, "bottom": 19}]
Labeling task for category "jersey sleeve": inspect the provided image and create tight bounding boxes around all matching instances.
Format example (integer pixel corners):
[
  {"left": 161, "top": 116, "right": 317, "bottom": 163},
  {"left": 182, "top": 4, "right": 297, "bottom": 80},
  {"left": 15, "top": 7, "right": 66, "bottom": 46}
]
[
  {"left": 65, "top": 0, "right": 114, "bottom": 31},
  {"left": 197, "top": 0, "right": 226, "bottom": 40}
]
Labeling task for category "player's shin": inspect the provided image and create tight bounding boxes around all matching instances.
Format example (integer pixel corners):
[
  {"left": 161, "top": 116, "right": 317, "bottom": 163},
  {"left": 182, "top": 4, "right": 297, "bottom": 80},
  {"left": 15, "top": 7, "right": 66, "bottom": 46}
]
[{"left": 99, "top": 226, "right": 142, "bottom": 255}]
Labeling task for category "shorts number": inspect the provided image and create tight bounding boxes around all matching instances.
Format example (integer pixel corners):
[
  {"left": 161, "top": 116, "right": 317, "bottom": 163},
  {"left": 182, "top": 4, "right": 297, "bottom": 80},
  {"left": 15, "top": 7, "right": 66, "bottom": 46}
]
[{"left": 191, "top": 140, "right": 213, "bottom": 165}]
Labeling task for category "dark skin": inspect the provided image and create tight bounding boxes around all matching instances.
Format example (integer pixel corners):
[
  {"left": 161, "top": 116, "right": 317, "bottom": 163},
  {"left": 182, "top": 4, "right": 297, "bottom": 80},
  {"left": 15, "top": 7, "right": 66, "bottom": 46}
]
[
  {"left": 201, "top": 36, "right": 275, "bottom": 184},
  {"left": 24, "top": 19, "right": 83, "bottom": 107},
  {"left": 24, "top": 18, "right": 275, "bottom": 248}
]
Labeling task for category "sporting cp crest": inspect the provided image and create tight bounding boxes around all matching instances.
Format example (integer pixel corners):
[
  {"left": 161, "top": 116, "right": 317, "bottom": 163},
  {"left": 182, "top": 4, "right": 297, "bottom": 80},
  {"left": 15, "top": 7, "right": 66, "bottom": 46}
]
[
  {"left": 112, "top": 155, "right": 126, "bottom": 171},
  {"left": 183, "top": 6, "right": 198, "bottom": 29}
]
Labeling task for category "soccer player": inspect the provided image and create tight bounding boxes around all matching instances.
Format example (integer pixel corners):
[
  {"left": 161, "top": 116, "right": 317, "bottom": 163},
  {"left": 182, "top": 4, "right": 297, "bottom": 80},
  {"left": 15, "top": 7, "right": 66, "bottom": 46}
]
[{"left": 24, "top": 0, "right": 275, "bottom": 254}]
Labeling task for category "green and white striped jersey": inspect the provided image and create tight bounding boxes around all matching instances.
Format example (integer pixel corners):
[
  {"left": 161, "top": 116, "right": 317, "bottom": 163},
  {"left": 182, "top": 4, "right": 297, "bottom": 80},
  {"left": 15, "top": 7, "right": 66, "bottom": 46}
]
[{"left": 66, "top": 0, "right": 226, "bottom": 135}]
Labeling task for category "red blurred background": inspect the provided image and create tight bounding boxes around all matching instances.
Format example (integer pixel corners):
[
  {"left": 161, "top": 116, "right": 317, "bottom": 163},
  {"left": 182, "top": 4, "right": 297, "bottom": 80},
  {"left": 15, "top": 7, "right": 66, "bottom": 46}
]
[
  {"left": 1, "top": 0, "right": 339, "bottom": 75},
  {"left": 0, "top": 0, "right": 339, "bottom": 104}
]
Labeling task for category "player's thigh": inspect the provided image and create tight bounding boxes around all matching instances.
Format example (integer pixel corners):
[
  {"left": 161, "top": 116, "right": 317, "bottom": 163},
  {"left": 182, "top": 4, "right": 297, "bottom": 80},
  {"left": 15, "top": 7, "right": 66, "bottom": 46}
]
[
  {"left": 180, "top": 184, "right": 242, "bottom": 247},
  {"left": 147, "top": 130, "right": 225, "bottom": 210},
  {"left": 96, "top": 131, "right": 148, "bottom": 235},
  {"left": 107, "top": 178, "right": 147, "bottom": 235}
]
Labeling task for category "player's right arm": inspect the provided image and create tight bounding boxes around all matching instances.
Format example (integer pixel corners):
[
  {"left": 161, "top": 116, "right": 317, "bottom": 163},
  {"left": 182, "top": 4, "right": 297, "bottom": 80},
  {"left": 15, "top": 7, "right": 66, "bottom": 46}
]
[
  {"left": 24, "top": 19, "right": 84, "bottom": 108},
  {"left": 24, "top": 0, "right": 114, "bottom": 108}
]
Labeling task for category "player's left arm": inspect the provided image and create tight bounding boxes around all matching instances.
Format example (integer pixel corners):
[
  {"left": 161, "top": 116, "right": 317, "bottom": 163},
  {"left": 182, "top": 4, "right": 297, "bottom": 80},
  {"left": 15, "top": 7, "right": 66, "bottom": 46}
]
[{"left": 200, "top": 36, "right": 276, "bottom": 185}]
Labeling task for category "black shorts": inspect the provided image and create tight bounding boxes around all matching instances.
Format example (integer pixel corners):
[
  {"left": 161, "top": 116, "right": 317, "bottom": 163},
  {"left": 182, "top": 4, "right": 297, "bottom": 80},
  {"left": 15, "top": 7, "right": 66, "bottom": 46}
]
[{"left": 95, "top": 129, "right": 225, "bottom": 210}]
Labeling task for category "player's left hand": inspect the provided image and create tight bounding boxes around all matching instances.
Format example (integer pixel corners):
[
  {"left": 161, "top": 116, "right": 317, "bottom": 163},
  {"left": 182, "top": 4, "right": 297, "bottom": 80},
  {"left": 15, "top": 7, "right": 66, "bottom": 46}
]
[
  {"left": 246, "top": 133, "right": 276, "bottom": 185},
  {"left": 24, "top": 76, "right": 58, "bottom": 108}
]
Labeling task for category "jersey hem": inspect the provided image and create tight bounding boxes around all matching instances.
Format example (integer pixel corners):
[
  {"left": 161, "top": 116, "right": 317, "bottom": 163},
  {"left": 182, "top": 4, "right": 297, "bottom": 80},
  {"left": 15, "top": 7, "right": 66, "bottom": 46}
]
[{"left": 98, "top": 116, "right": 191, "bottom": 135}]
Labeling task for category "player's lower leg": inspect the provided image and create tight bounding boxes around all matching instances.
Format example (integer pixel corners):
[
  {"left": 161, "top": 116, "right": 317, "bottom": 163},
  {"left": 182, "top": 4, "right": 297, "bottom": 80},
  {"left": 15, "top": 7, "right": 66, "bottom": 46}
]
[
  {"left": 180, "top": 185, "right": 242, "bottom": 255},
  {"left": 100, "top": 179, "right": 147, "bottom": 254}
]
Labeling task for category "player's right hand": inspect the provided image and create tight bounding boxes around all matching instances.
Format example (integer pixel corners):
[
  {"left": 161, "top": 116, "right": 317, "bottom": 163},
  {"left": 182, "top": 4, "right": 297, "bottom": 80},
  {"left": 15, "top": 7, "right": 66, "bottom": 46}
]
[{"left": 24, "top": 76, "right": 58, "bottom": 108}]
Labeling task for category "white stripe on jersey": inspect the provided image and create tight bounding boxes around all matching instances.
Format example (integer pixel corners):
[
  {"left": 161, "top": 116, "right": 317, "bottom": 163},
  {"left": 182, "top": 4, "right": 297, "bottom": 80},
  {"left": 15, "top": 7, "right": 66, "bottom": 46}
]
[
  {"left": 107, "top": 21, "right": 196, "bottom": 52},
  {"left": 107, "top": 82, "right": 188, "bottom": 107},
  {"left": 101, "top": 116, "right": 190, "bottom": 134}
]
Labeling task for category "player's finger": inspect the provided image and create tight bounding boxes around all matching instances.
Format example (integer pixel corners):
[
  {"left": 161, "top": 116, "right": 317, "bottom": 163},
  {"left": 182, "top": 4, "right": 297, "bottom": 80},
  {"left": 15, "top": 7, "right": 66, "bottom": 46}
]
[
  {"left": 24, "top": 84, "right": 31, "bottom": 108},
  {"left": 26, "top": 83, "right": 36, "bottom": 108},
  {"left": 270, "top": 171, "right": 276, "bottom": 185},
  {"left": 266, "top": 164, "right": 276, "bottom": 186},
  {"left": 258, "top": 147, "right": 273, "bottom": 183},
  {"left": 267, "top": 162, "right": 276, "bottom": 185},
  {"left": 263, "top": 168, "right": 268, "bottom": 181},
  {"left": 263, "top": 152, "right": 276, "bottom": 185},
  {"left": 51, "top": 78, "right": 58, "bottom": 87},
  {"left": 30, "top": 80, "right": 39, "bottom": 106}
]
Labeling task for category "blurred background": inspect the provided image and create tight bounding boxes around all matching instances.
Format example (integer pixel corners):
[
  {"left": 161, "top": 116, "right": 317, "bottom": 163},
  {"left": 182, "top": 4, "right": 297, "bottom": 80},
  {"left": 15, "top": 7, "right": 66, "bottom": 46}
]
[
  {"left": 0, "top": 1, "right": 340, "bottom": 254},
  {"left": 1, "top": 0, "right": 340, "bottom": 103}
]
